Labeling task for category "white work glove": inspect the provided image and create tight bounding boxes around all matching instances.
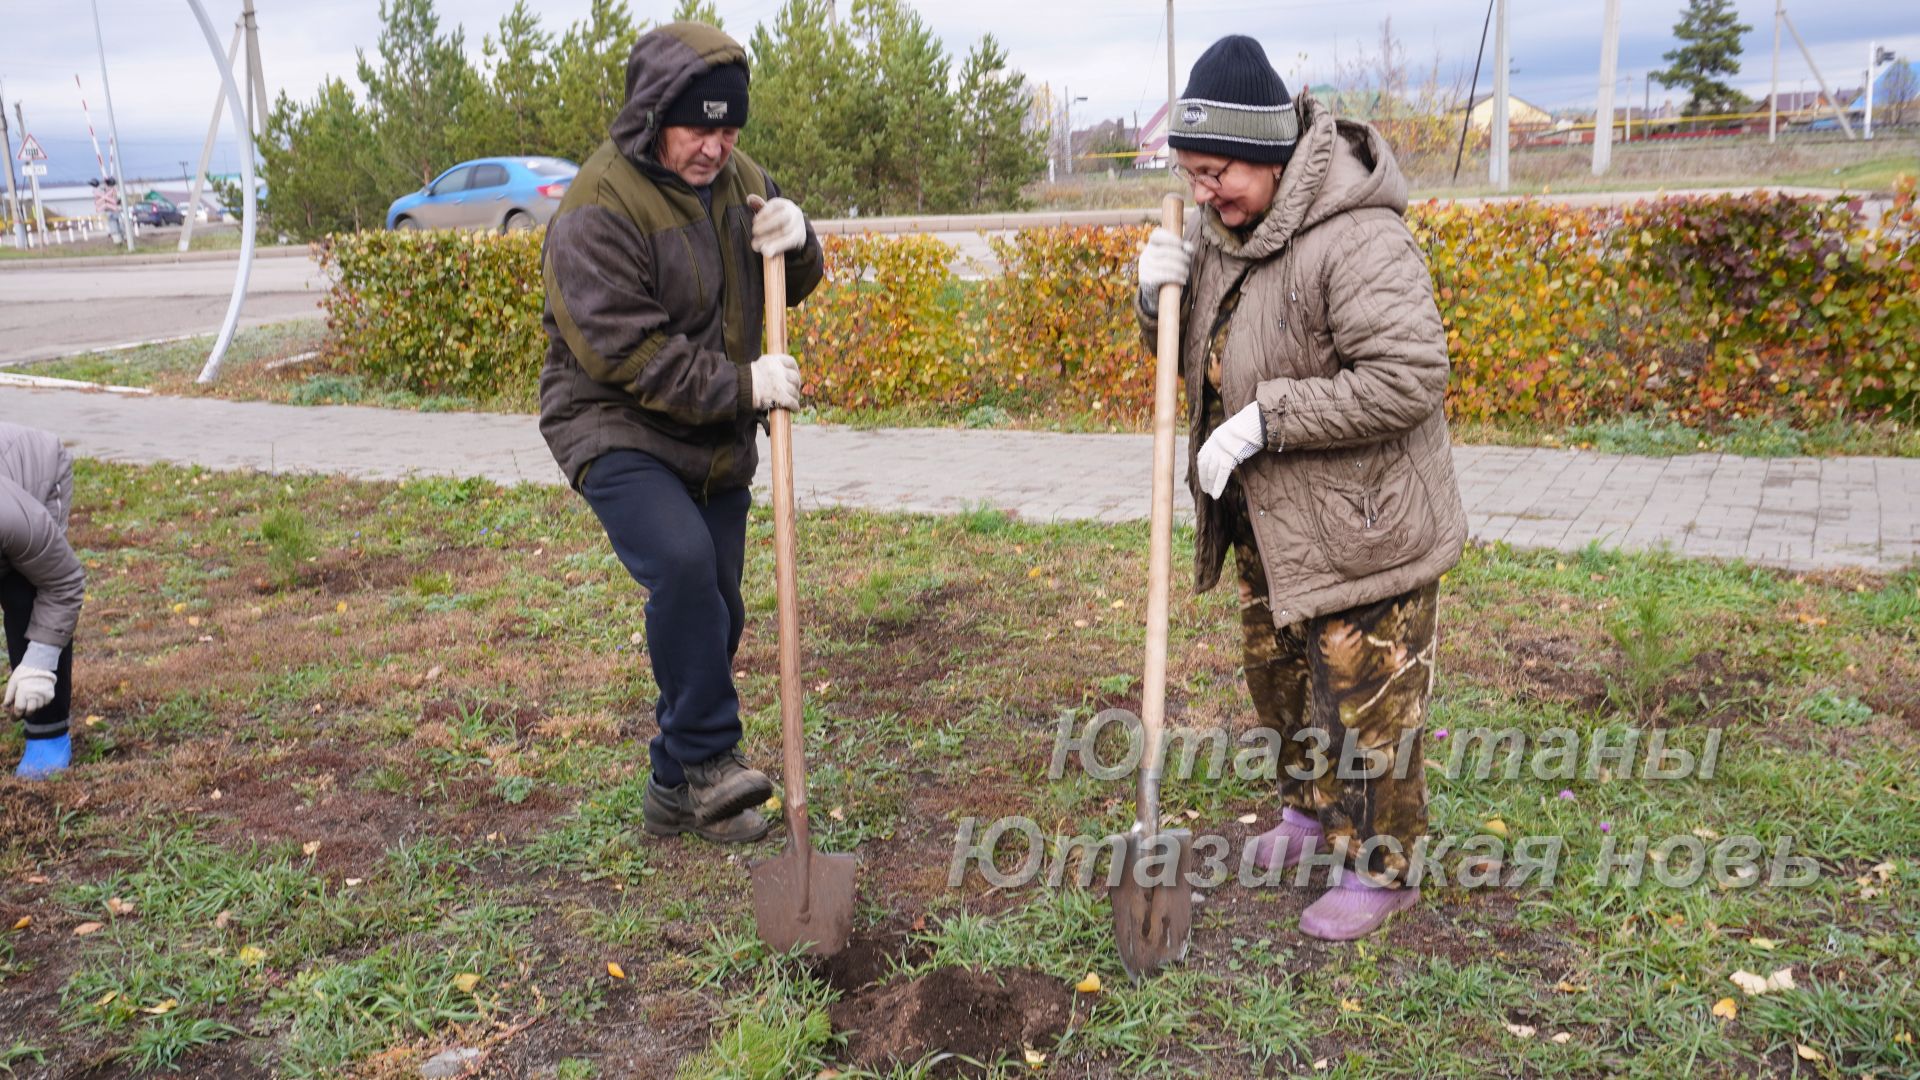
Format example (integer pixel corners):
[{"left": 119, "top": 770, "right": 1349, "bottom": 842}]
[
  {"left": 1195, "top": 402, "right": 1267, "bottom": 499},
  {"left": 1137, "top": 226, "right": 1192, "bottom": 315},
  {"left": 4, "top": 665, "right": 57, "bottom": 717},
  {"left": 746, "top": 195, "right": 806, "bottom": 256},
  {"left": 750, "top": 352, "right": 803, "bottom": 411}
]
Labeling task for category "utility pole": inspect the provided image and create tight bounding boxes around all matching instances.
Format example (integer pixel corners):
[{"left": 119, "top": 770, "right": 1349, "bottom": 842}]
[
  {"left": 91, "top": 0, "right": 135, "bottom": 250},
  {"left": 1593, "top": 0, "right": 1621, "bottom": 175},
  {"left": 1779, "top": 6, "right": 1856, "bottom": 138},
  {"left": 240, "top": 0, "right": 269, "bottom": 139},
  {"left": 1166, "top": 0, "right": 1176, "bottom": 169},
  {"left": 0, "top": 79, "right": 25, "bottom": 248},
  {"left": 13, "top": 103, "right": 47, "bottom": 235},
  {"left": 1490, "top": 0, "right": 1509, "bottom": 190},
  {"left": 1768, "top": 0, "right": 1782, "bottom": 142}
]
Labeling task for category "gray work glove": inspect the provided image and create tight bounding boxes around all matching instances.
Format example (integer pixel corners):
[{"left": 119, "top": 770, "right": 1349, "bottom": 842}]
[
  {"left": 750, "top": 353, "right": 803, "bottom": 411},
  {"left": 1136, "top": 226, "right": 1192, "bottom": 316},
  {"left": 746, "top": 195, "right": 807, "bottom": 256},
  {"left": 1195, "top": 402, "right": 1266, "bottom": 499},
  {"left": 4, "top": 661, "right": 56, "bottom": 717}
]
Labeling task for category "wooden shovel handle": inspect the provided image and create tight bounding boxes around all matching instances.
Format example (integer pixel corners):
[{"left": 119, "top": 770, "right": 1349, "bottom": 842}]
[
  {"left": 1138, "top": 194, "right": 1184, "bottom": 834},
  {"left": 764, "top": 252, "right": 813, "bottom": 882}
]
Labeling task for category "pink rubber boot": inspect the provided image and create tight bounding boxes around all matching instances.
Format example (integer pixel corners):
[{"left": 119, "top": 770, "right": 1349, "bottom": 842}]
[
  {"left": 1299, "top": 871, "right": 1419, "bottom": 941},
  {"left": 1251, "top": 807, "right": 1323, "bottom": 871}
]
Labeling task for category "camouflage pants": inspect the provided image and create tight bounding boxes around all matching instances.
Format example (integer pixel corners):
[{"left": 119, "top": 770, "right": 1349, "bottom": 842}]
[{"left": 1227, "top": 485, "right": 1440, "bottom": 885}]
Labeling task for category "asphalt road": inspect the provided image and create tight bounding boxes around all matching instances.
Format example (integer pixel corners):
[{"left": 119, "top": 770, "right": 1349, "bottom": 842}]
[{"left": 0, "top": 247, "right": 329, "bottom": 366}]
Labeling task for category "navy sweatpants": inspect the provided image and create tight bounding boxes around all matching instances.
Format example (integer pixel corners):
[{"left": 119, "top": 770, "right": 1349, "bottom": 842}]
[
  {"left": 1, "top": 573, "right": 74, "bottom": 742},
  {"left": 579, "top": 450, "right": 749, "bottom": 788}
]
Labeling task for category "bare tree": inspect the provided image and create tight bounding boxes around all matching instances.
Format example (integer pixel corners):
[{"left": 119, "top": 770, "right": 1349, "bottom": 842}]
[
  {"left": 1328, "top": 18, "right": 1470, "bottom": 172},
  {"left": 1882, "top": 59, "right": 1918, "bottom": 127}
]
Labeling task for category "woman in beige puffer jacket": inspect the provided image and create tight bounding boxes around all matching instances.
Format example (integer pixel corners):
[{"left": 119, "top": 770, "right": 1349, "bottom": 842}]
[{"left": 1137, "top": 35, "right": 1467, "bottom": 940}]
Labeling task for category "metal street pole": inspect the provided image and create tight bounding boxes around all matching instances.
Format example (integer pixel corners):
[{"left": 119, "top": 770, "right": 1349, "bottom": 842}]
[
  {"left": 1064, "top": 88, "right": 1087, "bottom": 175},
  {"left": 1865, "top": 43, "right": 1891, "bottom": 140},
  {"left": 91, "top": 0, "right": 136, "bottom": 250},
  {"left": 0, "top": 79, "right": 25, "bottom": 248},
  {"left": 1867, "top": 42, "right": 1876, "bottom": 140},
  {"left": 13, "top": 102, "right": 47, "bottom": 235}
]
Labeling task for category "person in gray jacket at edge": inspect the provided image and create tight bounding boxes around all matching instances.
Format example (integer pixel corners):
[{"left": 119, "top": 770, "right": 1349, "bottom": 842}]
[{"left": 1, "top": 422, "right": 86, "bottom": 779}]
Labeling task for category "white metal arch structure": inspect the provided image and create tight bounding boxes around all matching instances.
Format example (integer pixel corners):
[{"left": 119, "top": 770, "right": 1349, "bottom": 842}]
[{"left": 185, "top": 0, "right": 258, "bottom": 384}]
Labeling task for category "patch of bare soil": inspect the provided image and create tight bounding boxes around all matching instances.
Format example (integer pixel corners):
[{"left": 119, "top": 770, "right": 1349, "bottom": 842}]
[
  {"left": 829, "top": 965, "right": 1072, "bottom": 1077},
  {"left": 211, "top": 745, "right": 432, "bottom": 879},
  {"left": 1510, "top": 634, "right": 1610, "bottom": 710},
  {"left": 1658, "top": 649, "right": 1770, "bottom": 723},
  {"left": 812, "top": 925, "right": 935, "bottom": 993}
]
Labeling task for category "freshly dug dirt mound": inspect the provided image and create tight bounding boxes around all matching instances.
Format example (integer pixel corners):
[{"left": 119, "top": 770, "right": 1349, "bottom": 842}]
[
  {"left": 829, "top": 966, "right": 1072, "bottom": 1076},
  {"left": 812, "top": 926, "right": 934, "bottom": 993}
]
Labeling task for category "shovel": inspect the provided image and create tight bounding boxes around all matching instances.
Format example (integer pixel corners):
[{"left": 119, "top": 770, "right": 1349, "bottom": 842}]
[
  {"left": 1111, "top": 194, "right": 1196, "bottom": 980},
  {"left": 750, "top": 244, "right": 857, "bottom": 958}
]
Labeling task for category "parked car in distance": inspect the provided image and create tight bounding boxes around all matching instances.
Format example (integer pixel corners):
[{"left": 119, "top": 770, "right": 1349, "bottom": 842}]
[
  {"left": 386, "top": 157, "right": 578, "bottom": 233},
  {"left": 132, "top": 201, "right": 185, "bottom": 227}
]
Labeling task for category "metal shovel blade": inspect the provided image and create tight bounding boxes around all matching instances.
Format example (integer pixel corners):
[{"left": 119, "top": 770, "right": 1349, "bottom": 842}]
[
  {"left": 1111, "top": 827, "right": 1196, "bottom": 979},
  {"left": 749, "top": 847, "right": 857, "bottom": 957}
]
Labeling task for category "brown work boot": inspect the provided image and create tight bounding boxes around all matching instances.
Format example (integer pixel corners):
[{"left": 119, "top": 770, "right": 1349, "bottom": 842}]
[
  {"left": 643, "top": 778, "right": 771, "bottom": 843},
  {"left": 679, "top": 750, "right": 775, "bottom": 826}
]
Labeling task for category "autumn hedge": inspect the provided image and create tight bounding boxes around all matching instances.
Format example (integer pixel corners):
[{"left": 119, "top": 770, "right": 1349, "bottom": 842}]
[{"left": 319, "top": 180, "right": 1920, "bottom": 426}]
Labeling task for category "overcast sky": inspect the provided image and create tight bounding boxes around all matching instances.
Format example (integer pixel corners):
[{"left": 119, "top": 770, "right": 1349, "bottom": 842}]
[{"left": 3, "top": 0, "right": 1916, "bottom": 183}]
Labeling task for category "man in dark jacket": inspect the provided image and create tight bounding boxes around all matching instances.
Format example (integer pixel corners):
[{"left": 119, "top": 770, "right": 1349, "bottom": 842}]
[
  {"left": 539, "top": 21, "right": 824, "bottom": 844},
  {"left": 1, "top": 422, "right": 86, "bottom": 779}
]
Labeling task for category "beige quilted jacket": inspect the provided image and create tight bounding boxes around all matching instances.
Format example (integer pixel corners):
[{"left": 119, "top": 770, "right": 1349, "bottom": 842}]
[{"left": 1144, "top": 95, "right": 1467, "bottom": 628}]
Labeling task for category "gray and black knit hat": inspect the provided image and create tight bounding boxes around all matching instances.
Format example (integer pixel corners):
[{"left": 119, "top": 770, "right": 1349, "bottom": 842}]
[
  {"left": 1167, "top": 35, "right": 1299, "bottom": 164},
  {"left": 661, "top": 61, "right": 750, "bottom": 129}
]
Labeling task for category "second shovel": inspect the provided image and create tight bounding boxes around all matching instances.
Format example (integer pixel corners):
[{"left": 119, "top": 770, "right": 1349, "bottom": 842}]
[{"left": 1111, "top": 194, "right": 1195, "bottom": 979}]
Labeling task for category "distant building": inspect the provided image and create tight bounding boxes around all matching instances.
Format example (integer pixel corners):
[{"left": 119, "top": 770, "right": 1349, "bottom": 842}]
[
  {"left": 1463, "top": 92, "right": 1552, "bottom": 131},
  {"left": 1761, "top": 89, "right": 1861, "bottom": 122}
]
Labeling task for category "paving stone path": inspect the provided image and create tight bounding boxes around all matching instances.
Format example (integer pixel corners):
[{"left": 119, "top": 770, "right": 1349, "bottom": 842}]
[{"left": 4, "top": 386, "right": 1914, "bottom": 572}]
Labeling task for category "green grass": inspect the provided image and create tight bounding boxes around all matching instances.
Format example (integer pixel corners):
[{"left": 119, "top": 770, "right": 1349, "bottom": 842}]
[
  {"left": 1776, "top": 155, "right": 1920, "bottom": 191},
  {"left": 0, "top": 225, "right": 263, "bottom": 261},
  {"left": 0, "top": 461, "right": 1914, "bottom": 1075},
  {"left": 11, "top": 321, "right": 326, "bottom": 387},
  {"left": 5, "top": 320, "right": 486, "bottom": 412}
]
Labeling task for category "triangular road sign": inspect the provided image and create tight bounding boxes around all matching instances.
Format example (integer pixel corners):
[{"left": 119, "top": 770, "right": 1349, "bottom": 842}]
[{"left": 17, "top": 134, "right": 48, "bottom": 162}]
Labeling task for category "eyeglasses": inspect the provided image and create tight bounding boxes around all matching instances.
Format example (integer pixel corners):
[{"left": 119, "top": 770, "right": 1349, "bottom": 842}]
[{"left": 1171, "top": 161, "right": 1232, "bottom": 191}]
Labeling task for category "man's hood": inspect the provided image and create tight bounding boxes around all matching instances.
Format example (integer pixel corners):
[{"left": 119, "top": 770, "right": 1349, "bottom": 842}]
[
  {"left": 609, "top": 21, "right": 750, "bottom": 164},
  {"left": 1202, "top": 94, "right": 1411, "bottom": 261}
]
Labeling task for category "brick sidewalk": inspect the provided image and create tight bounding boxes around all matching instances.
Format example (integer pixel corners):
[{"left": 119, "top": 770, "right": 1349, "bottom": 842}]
[{"left": 4, "top": 386, "right": 1914, "bottom": 572}]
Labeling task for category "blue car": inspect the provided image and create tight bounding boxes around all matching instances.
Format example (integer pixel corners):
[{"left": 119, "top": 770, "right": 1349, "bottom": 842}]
[{"left": 385, "top": 157, "right": 577, "bottom": 233}]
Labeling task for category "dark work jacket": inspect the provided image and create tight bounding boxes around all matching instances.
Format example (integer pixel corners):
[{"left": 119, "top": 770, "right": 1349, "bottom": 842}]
[{"left": 538, "top": 21, "right": 824, "bottom": 497}]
